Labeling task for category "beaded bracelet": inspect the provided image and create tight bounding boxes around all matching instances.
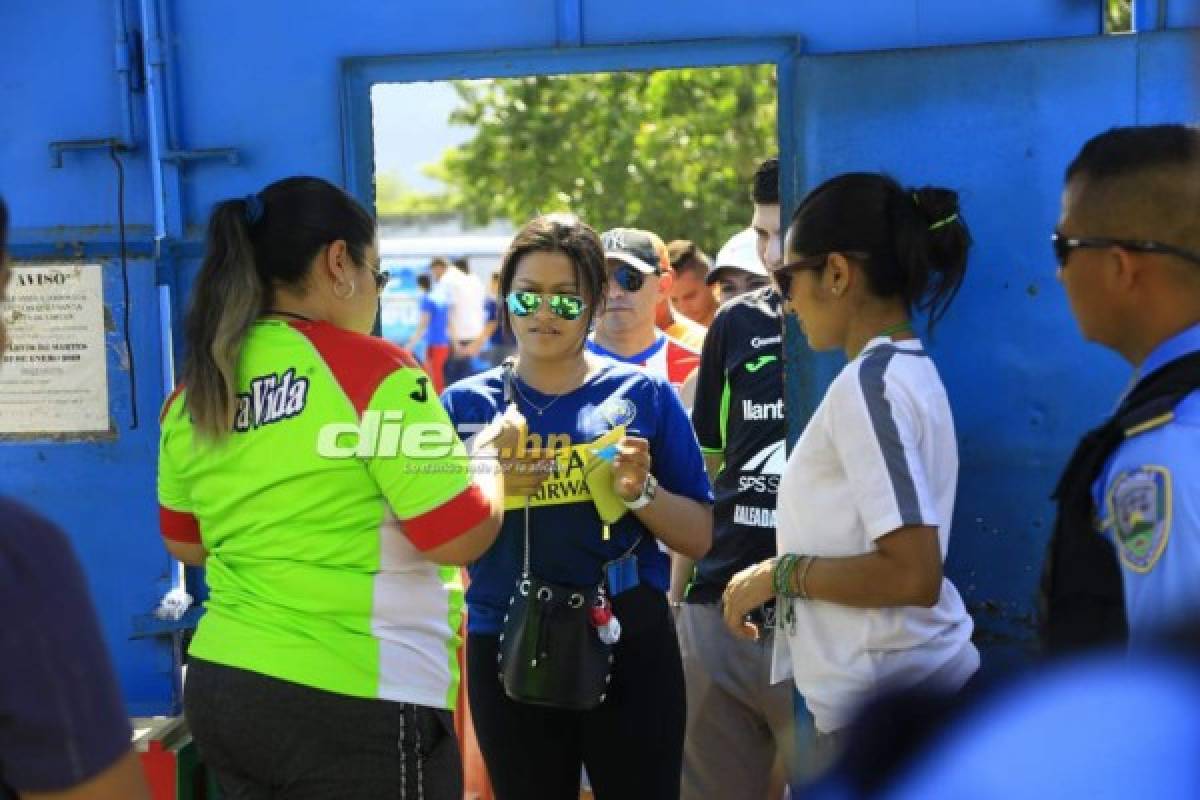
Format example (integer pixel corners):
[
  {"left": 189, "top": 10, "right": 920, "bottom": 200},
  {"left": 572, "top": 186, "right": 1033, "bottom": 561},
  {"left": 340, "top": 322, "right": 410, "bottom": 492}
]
[
  {"left": 793, "top": 555, "right": 814, "bottom": 600},
  {"left": 773, "top": 554, "right": 815, "bottom": 599},
  {"left": 772, "top": 554, "right": 799, "bottom": 598}
]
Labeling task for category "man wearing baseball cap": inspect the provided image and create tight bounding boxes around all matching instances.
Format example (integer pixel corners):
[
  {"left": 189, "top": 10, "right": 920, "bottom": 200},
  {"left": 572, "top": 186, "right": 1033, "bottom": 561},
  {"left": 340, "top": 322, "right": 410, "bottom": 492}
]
[
  {"left": 707, "top": 227, "right": 772, "bottom": 306},
  {"left": 588, "top": 227, "right": 702, "bottom": 403}
]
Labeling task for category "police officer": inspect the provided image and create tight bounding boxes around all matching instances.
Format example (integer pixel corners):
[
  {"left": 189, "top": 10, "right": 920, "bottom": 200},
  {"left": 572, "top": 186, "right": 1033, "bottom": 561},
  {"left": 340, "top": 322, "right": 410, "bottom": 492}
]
[{"left": 1042, "top": 124, "right": 1200, "bottom": 651}]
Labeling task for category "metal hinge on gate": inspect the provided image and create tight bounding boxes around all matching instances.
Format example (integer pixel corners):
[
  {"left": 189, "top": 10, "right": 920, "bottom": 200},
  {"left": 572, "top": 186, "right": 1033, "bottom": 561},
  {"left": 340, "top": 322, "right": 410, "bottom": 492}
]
[
  {"left": 160, "top": 148, "right": 240, "bottom": 166},
  {"left": 48, "top": 137, "right": 133, "bottom": 168}
]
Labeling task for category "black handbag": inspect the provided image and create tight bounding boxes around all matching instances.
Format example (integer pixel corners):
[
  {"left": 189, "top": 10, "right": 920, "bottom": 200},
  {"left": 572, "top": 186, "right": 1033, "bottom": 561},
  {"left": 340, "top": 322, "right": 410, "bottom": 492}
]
[
  {"left": 497, "top": 495, "right": 615, "bottom": 710},
  {"left": 494, "top": 362, "right": 638, "bottom": 710},
  {"left": 498, "top": 577, "right": 614, "bottom": 709}
]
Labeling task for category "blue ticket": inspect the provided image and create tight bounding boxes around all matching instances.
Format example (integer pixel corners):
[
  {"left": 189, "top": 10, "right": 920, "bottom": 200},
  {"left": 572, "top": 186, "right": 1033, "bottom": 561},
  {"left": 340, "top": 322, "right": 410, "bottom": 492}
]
[{"left": 605, "top": 553, "right": 639, "bottom": 596}]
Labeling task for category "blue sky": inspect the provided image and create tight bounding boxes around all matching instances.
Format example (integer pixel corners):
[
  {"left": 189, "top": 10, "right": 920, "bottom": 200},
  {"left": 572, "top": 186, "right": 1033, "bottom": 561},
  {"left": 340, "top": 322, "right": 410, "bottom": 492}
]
[{"left": 371, "top": 81, "right": 471, "bottom": 193}]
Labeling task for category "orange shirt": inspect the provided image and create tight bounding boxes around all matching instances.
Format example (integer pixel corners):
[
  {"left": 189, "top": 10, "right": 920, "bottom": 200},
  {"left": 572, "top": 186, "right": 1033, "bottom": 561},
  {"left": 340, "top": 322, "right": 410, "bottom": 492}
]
[{"left": 663, "top": 316, "right": 707, "bottom": 352}]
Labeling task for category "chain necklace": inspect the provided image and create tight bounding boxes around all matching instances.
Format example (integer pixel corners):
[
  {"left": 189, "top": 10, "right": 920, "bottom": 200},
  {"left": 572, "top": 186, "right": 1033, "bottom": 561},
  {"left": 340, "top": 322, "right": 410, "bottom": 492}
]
[
  {"left": 510, "top": 376, "right": 567, "bottom": 417},
  {"left": 510, "top": 362, "right": 586, "bottom": 417}
]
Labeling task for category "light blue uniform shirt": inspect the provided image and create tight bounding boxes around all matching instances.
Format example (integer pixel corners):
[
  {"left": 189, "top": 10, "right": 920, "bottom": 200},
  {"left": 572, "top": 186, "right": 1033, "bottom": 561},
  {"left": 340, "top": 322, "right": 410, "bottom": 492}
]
[{"left": 1092, "top": 322, "right": 1200, "bottom": 642}]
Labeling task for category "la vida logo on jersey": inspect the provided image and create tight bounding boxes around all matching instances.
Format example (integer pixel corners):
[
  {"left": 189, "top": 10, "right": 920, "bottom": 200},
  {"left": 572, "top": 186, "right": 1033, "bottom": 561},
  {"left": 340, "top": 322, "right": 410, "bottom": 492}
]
[{"left": 234, "top": 369, "right": 310, "bottom": 432}]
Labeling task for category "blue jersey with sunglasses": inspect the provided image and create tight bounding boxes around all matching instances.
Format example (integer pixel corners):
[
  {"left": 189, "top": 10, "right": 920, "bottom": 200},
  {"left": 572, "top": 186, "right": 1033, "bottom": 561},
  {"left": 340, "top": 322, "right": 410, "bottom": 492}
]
[
  {"left": 441, "top": 361, "right": 713, "bottom": 635},
  {"left": 1090, "top": 321, "right": 1200, "bottom": 642}
]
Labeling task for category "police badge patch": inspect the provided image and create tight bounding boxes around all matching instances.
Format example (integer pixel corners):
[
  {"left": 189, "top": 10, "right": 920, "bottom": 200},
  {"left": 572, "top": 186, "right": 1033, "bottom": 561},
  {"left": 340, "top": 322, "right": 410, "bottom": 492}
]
[{"left": 1107, "top": 466, "right": 1173, "bottom": 573}]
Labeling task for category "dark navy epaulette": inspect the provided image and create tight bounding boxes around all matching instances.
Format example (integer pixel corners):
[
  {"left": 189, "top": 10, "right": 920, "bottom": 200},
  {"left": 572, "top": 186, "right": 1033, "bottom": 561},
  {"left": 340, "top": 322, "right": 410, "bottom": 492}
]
[{"left": 1119, "top": 394, "right": 1179, "bottom": 439}]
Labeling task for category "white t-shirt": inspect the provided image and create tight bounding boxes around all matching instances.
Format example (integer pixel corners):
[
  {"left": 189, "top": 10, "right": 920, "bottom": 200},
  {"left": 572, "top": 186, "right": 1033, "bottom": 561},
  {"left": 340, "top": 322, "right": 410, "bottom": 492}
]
[
  {"left": 772, "top": 336, "right": 978, "bottom": 733},
  {"left": 437, "top": 269, "right": 486, "bottom": 341}
]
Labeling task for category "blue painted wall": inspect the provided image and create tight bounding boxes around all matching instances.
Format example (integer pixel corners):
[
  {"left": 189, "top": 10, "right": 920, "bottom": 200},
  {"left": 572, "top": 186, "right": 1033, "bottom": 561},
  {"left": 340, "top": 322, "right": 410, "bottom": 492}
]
[
  {"left": 0, "top": 0, "right": 1196, "bottom": 713},
  {"left": 791, "top": 31, "right": 1198, "bottom": 667}
]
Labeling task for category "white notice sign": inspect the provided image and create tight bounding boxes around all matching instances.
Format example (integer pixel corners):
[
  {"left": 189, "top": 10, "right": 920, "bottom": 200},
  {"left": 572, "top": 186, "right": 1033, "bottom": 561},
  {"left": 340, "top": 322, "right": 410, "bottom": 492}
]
[{"left": 0, "top": 263, "right": 110, "bottom": 434}]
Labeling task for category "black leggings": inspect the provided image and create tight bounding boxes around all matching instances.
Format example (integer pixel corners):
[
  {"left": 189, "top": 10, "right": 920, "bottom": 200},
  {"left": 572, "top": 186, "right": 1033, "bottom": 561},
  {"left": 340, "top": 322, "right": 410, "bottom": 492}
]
[
  {"left": 467, "top": 585, "right": 686, "bottom": 800},
  {"left": 184, "top": 658, "right": 461, "bottom": 799}
]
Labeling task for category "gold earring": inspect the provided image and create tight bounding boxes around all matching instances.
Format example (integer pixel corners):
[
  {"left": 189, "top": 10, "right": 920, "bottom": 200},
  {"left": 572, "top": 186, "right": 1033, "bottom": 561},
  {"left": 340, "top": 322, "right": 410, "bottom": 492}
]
[{"left": 334, "top": 280, "right": 356, "bottom": 300}]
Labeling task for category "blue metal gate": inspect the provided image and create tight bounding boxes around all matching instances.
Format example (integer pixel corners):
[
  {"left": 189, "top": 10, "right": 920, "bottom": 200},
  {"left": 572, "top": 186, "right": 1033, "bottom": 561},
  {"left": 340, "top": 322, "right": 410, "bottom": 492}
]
[
  {"left": 787, "top": 29, "right": 1200, "bottom": 668},
  {"left": 1, "top": 1, "right": 1196, "bottom": 714}
]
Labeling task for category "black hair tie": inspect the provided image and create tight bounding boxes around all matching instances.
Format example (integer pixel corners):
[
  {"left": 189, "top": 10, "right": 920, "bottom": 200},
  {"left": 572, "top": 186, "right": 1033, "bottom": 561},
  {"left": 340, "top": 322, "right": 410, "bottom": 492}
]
[{"left": 910, "top": 190, "right": 958, "bottom": 232}]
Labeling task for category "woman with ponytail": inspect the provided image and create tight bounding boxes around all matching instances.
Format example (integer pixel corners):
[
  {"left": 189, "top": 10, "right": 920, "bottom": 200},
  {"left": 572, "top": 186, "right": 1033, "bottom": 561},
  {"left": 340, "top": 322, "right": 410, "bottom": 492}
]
[
  {"left": 722, "top": 173, "right": 979, "bottom": 754},
  {"left": 158, "top": 177, "right": 514, "bottom": 798}
]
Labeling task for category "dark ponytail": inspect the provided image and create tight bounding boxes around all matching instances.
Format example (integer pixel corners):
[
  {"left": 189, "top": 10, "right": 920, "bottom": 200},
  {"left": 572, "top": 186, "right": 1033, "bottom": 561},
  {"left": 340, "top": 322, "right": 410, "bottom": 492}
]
[
  {"left": 182, "top": 176, "right": 374, "bottom": 439},
  {"left": 787, "top": 173, "right": 971, "bottom": 331},
  {"left": 182, "top": 199, "right": 263, "bottom": 439},
  {"left": 891, "top": 185, "right": 970, "bottom": 327}
]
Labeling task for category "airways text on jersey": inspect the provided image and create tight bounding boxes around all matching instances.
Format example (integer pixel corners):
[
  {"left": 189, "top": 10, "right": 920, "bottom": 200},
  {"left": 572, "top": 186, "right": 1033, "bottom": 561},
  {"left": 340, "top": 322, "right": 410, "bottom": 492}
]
[{"left": 233, "top": 368, "right": 310, "bottom": 432}]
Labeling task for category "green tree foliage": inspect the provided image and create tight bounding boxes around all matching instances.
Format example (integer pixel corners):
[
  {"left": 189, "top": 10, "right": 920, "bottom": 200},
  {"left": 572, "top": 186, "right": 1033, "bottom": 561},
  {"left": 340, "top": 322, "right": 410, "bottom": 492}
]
[
  {"left": 1106, "top": 0, "right": 1133, "bottom": 32},
  {"left": 435, "top": 66, "right": 777, "bottom": 255},
  {"left": 374, "top": 172, "right": 453, "bottom": 216}
]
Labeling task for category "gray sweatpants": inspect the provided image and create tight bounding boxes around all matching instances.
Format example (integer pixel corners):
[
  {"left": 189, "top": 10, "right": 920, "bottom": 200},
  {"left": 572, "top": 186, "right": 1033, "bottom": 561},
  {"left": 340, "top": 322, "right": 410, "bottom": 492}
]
[{"left": 677, "top": 602, "right": 802, "bottom": 800}]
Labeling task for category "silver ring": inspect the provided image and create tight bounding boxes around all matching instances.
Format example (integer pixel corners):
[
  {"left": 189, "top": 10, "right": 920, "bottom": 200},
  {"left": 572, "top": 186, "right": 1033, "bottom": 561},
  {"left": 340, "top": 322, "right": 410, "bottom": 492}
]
[
  {"left": 518, "top": 579, "right": 531, "bottom": 596},
  {"left": 568, "top": 593, "right": 585, "bottom": 609},
  {"left": 537, "top": 587, "right": 553, "bottom": 601}
]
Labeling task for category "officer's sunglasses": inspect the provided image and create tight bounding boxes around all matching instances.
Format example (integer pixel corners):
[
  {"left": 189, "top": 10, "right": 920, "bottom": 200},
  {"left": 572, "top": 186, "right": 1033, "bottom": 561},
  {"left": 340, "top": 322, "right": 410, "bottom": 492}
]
[
  {"left": 1052, "top": 232, "right": 1200, "bottom": 269},
  {"left": 506, "top": 291, "right": 588, "bottom": 321}
]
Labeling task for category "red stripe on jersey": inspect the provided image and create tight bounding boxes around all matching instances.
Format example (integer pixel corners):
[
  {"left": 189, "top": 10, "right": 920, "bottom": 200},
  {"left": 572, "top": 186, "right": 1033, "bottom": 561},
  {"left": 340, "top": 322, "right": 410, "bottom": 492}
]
[
  {"left": 289, "top": 320, "right": 421, "bottom": 415},
  {"left": 403, "top": 483, "right": 491, "bottom": 552},
  {"left": 159, "top": 505, "right": 202, "bottom": 543},
  {"left": 664, "top": 339, "right": 701, "bottom": 388}
]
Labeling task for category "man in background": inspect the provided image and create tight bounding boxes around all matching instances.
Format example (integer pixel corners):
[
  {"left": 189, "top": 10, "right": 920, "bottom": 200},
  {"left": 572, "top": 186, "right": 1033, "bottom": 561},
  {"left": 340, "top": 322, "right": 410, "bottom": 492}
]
[
  {"left": 433, "top": 256, "right": 487, "bottom": 386},
  {"left": 750, "top": 157, "right": 783, "bottom": 272},
  {"left": 646, "top": 235, "right": 708, "bottom": 351},
  {"left": 589, "top": 227, "right": 701, "bottom": 404},
  {"left": 668, "top": 240, "right": 719, "bottom": 327},
  {"left": 406, "top": 273, "right": 451, "bottom": 393}
]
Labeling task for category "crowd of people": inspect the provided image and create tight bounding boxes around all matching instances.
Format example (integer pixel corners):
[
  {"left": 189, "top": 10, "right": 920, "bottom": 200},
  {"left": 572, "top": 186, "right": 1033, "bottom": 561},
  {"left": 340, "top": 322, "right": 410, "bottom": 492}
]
[
  {"left": 2, "top": 122, "right": 1199, "bottom": 799},
  {"left": 406, "top": 256, "right": 517, "bottom": 393}
]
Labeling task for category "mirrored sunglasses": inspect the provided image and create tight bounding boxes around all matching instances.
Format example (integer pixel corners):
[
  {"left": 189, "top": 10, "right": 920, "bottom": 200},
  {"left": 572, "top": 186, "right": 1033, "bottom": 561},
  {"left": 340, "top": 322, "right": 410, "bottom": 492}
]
[
  {"left": 505, "top": 291, "right": 587, "bottom": 321},
  {"left": 609, "top": 262, "right": 657, "bottom": 293}
]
